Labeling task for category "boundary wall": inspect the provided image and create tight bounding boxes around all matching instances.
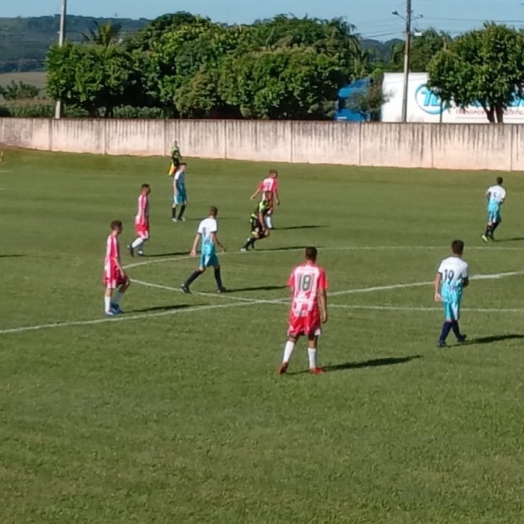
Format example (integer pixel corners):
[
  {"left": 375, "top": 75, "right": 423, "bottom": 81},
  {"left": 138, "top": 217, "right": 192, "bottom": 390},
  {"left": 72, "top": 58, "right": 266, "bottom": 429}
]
[{"left": 0, "top": 118, "right": 522, "bottom": 171}]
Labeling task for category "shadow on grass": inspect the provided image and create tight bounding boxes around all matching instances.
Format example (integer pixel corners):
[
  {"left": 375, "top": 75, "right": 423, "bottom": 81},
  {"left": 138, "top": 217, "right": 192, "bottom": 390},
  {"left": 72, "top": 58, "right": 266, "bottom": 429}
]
[
  {"left": 146, "top": 251, "right": 188, "bottom": 258},
  {"left": 0, "top": 254, "right": 25, "bottom": 258},
  {"left": 261, "top": 245, "right": 322, "bottom": 252},
  {"left": 466, "top": 334, "right": 524, "bottom": 345},
  {"left": 229, "top": 285, "right": 287, "bottom": 293},
  {"left": 130, "top": 304, "right": 191, "bottom": 314},
  {"left": 288, "top": 355, "right": 422, "bottom": 375},
  {"left": 496, "top": 237, "right": 524, "bottom": 243},
  {"left": 277, "top": 225, "right": 327, "bottom": 231}
]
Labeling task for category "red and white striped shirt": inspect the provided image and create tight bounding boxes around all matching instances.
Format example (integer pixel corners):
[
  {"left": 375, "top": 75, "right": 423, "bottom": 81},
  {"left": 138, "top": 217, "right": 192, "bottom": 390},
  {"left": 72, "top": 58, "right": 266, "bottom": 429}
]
[
  {"left": 259, "top": 177, "right": 278, "bottom": 195},
  {"left": 135, "top": 194, "right": 149, "bottom": 227},
  {"left": 288, "top": 263, "right": 328, "bottom": 317},
  {"left": 104, "top": 234, "right": 120, "bottom": 273}
]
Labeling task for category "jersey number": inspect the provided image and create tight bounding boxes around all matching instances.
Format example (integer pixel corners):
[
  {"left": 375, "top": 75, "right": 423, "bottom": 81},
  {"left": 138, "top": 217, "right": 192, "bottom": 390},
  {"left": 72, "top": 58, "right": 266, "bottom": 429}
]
[
  {"left": 443, "top": 269, "right": 455, "bottom": 283},
  {"left": 298, "top": 274, "right": 313, "bottom": 291}
]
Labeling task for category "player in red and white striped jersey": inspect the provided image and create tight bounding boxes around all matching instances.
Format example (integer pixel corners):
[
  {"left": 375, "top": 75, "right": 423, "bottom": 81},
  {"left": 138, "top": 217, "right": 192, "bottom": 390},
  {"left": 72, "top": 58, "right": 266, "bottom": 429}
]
[
  {"left": 250, "top": 170, "right": 280, "bottom": 229},
  {"left": 278, "top": 247, "right": 328, "bottom": 375},
  {"left": 128, "top": 184, "right": 151, "bottom": 257},
  {"left": 104, "top": 220, "right": 130, "bottom": 316}
]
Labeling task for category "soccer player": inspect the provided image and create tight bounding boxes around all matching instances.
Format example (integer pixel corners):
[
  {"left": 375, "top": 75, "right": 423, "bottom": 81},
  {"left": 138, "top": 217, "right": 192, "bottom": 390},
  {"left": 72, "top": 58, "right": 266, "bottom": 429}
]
[
  {"left": 434, "top": 240, "right": 469, "bottom": 348},
  {"left": 103, "top": 220, "right": 130, "bottom": 316},
  {"left": 240, "top": 193, "right": 271, "bottom": 251},
  {"left": 168, "top": 140, "right": 182, "bottom": 176},
  {"left": 482, "top": 177, "right": 506, "bottom": 242},
  {"left": 278, "top": 247, "right": 328, "bottom": 375},
  {"left": 128, "top": 184, "right": 151, "bottom": 257},
  {"left": 181, "top": 206, "right": 227, "bottom": 293},
  {"left": 250, "top": 170, "right": 280, "bottom": 229},
  {"left": 172, "top": 163, "right": 188, "bottom": 222}
]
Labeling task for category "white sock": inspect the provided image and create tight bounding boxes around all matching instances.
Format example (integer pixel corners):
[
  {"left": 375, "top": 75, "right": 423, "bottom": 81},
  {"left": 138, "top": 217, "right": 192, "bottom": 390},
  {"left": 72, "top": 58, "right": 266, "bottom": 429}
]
[
  {"left": 131, "top": 238, "right": 144, "bottom": 249},
  {"left": 308, "top": 348, "right": 317, "bottom": 369},
  {"left": 113, "top": 291, "right": 123, "bottom": 305},
  {"left": 283, "top": 341, "right": 295, "bottom": 363},
  {"left": 104, "top": 296, "right": 112, "bottom": 313},
  {"left": 266, "top": 216, "right": 273, "bottom": 228}
]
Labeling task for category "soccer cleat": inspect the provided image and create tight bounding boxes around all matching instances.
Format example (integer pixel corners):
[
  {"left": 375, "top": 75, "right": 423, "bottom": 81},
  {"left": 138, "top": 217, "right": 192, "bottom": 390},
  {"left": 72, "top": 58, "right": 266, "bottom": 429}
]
[
  {"left": 278, "top": 362, "right": 288, "bottom": 375},
  {"left": 111, "top": 304, "right": 123, "bottom": 314},
  {"left": 240, "top": 248, "right": 247, "bottom": 252},
  {"left": 456, "top": 334, "right": 467, "bottom": 344},
  {"left": 481, "top": 235, "right": 489, "bottom": 243},
  {"left": 217, "top": 287, "right": 228, "bottom": 293},
  {"left": 171, "top": 218, "right": 178, "bottom": 223},
  {"left": 179, "top": 217, "right": 187, "bottom": 222},
  {"left": 181, "top": 284, "right": 191, "bottom": 294},
  {"left": 105, "top": 309, "right": 119, "bottom": 316},
  {"left": 436, "top": 340, "right": 447, "bottom": 348},
  {"left": 127, "top": 244, "right": 134, "bottom": 257},
  {"left": 137, "top": 250, "right": 145, "bottom": 257},
  {"left": 310, "top": 367, "right": 325, "bottom": 375}
]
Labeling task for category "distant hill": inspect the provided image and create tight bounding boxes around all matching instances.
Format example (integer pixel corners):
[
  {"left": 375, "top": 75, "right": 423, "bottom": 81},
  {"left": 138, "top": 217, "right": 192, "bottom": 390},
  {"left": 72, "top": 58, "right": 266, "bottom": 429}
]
[
  {"left": 0, "top": 15, "right": 149, "bottom": 73},
  {"left": 0, "top": 15, "right": 401, "bottom": 75}
]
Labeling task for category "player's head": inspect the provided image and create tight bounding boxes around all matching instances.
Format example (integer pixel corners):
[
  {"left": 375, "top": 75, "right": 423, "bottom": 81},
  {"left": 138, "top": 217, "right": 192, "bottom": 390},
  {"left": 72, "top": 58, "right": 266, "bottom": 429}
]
[
  {"left": 208, "top": 206, "right": 218, "bottom": 218},
  {"left": 451, "top": 240, "right": 464, "bottom": 257},
  {"left": 179, "top": 162, "right": 187, "bottom": 171},
  {"left": 173, "top": 140, "right": 178, "bottom": 146},
  {"left": 496, "top": 176, "right": 503, "bottom": 185},
  {"left": 305, "top": 247, "right": 318, "bottom": 262},
  {"left": 110, "top": 220, "right": 123, "bottom": 234},
  {"left": 141, "top": 183, "right": 151, "bottom": 195},
  {"left": 270, "top": 170, "right": 278, "bottom": 179}
]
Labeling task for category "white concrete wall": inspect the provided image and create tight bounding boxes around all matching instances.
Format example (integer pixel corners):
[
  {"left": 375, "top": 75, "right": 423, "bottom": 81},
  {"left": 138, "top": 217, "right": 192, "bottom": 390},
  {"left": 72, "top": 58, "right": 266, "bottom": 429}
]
[{"left": 0, "top": 118, "right": 522, "bottom": 171}]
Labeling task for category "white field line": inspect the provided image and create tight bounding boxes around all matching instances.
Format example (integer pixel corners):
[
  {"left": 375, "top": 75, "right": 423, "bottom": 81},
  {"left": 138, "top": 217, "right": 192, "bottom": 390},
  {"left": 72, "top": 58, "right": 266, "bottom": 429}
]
[
  {"left": 0, "top": 300, "right": 259, "bottom": 336},
  {"left": 2, "top": 256, "right": 524, "bottom": 336},
  {"left": 330, "top": 304, "right": 524, "bottom": 313}
]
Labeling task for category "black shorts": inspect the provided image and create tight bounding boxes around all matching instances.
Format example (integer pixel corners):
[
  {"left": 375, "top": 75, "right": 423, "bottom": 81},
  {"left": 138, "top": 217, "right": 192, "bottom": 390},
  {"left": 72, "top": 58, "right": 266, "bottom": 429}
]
[{"left": 250, "top": 218, "right": 264, "bottom": 236}]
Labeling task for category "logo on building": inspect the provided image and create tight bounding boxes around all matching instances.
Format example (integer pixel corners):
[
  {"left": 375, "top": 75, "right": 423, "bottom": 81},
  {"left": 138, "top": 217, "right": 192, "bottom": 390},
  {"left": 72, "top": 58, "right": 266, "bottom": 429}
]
[{"left": 415, "top": 84, "right": 444, "bottom": 115}]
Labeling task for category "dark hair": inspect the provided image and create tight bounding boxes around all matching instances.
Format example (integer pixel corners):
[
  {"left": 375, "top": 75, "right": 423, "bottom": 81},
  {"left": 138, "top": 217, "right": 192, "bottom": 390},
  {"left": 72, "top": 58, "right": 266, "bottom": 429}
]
[
  {"left": 180, "top": 162, "right": 187, "bottom": 167},
  {"left": 141, "top": 184, "right": 150, "bottom": 190},
  {"left": 305, "top": 247, "right": 318, "bottom": 260},
  {"left": 496, "top": 176, "right": 503, "bottom": 185},
  {"left": 209, "top": 206, "right": 218, "bottom": 217},
  {"left": 110, "top": 220, "right": 123, "bottom": 230},
  {"left": 451, "top": 240, "right": 464, "bottom": 255}
]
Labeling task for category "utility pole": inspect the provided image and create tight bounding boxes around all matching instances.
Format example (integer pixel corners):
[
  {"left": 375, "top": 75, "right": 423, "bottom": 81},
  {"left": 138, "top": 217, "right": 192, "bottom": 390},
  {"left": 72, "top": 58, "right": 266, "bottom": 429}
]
[
  {"left": 54, "top": 0, "right": 67, "bottom": 120},
  {"left": 401, "top": 0, "right": 412, "bottom": 123}
]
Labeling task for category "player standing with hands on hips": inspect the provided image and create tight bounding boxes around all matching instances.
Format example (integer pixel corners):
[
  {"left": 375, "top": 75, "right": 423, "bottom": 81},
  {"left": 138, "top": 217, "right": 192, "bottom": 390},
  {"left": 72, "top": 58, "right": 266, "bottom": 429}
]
[
  {"left": 278, "top": 247, "right": 328, "bottom": 375},
  {"left": 434, "top": 240, "right": 469, "bottom": 348}
]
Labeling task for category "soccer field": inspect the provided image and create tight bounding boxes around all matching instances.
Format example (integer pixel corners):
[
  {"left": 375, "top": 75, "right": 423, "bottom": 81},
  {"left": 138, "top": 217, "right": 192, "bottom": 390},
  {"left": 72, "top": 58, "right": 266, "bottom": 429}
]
[{"left": 1, "top": 149, "right": 524, "bottom": 523}]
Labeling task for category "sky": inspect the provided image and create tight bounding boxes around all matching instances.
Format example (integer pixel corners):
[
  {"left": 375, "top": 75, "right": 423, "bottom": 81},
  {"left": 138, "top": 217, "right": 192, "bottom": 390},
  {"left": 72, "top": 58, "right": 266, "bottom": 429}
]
[{"left": 4, "top": 0, "right": 524, "bottom": 40}]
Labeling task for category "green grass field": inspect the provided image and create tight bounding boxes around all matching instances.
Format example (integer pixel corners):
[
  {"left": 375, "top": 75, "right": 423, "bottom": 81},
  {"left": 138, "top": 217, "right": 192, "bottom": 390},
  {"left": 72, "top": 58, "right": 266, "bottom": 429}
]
[{"left": 1, "top": 149, "right": 524, "bottom": 523}]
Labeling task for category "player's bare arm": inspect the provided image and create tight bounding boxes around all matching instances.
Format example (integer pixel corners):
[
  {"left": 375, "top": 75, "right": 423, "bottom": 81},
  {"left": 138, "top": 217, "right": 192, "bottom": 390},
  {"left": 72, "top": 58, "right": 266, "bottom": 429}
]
[
  {"left": 275, "top": 189, "right": 280, "bottom": 205},
  {"left": 319, "top": 288, "right": 328, "bottom": 323},
  {"left": 190, "top": 233, "right": 201, "bottom": 257},
  {"left": 211, "top": 232, "right": 225, "bottom": 252},
  {"left": 434, "top": 273, "right": 442, "bottom": 302},
  {"left": 250, "top": 188, "right": 261, "bottom": 200}
]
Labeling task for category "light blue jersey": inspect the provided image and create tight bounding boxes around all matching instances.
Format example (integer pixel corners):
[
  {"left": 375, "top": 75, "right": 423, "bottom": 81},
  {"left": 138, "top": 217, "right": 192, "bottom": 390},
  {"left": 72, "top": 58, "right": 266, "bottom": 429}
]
[
  {"left": 486, "top": 184, "right": 506, "bottom": 223},
  {"left": 173, "top": 169, "right": 187, "bottom": 205},
  {"left": 198, "top": 216, "right": 219, "bottom": 267},
  {"left": 438, "top": 256, "right": 469, "bottom": 321}
]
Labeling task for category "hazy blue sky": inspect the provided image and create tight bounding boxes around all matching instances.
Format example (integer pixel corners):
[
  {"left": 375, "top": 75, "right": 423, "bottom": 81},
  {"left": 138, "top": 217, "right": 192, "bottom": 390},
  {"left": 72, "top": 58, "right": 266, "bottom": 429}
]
[{"left": 4, "top": 0, "right": 524, "bottom": 39}]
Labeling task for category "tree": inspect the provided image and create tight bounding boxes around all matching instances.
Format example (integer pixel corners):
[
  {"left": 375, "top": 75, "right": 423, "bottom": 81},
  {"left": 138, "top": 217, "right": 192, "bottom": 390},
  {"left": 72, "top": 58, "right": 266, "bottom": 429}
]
[
  {"left": 217, "top": 47, "right": 345, "bottom": 119},
  {"left": 427, "top": 23, "right": 524, "bottom": 123},
  {"left": 388, "top": 29, "right": 452, "bottom": 72},
  {"left": 346, "top": 75, "right": 390, "bottom": 121},
  {"left": 82, "top": 21, "right": 123, "bottom": 47},
  {"left": 46, "top": 43, "right": 137, "bottom": 117},
  {"left": 0, "top": 80, "right": 39, "bottom": 100}
]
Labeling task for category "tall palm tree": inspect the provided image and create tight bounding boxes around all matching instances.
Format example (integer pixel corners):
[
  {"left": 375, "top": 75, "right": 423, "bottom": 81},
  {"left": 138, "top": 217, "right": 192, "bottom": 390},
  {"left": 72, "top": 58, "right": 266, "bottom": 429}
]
[{"left": 82, "top": 21, "right": 122, "bottom": 47}]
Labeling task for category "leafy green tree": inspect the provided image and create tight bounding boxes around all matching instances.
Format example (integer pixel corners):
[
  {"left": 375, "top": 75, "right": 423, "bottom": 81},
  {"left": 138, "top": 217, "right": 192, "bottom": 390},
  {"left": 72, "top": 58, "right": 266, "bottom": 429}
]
[
  {"left": 427, "top": 23, "right": 524, "bottom": 123},
  {"left": 389, "top": 29, "right": 452, "bottom": 72},
  {"left": 0, "top": 80, "right": 40, "bottom": 100},
  {"left": 217, "top": 47, "right": 345, "bottom": 119},
  {"left": 46, "top": 43, "right": 137, "bottom": 117},
  {"left": 346, "top": 75, "right": 389, "bottom": 121}
]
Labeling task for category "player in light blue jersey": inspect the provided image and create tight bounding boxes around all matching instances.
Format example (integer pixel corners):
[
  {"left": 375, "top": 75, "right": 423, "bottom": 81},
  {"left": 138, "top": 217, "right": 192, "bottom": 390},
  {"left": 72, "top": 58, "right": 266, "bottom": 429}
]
[
  {"left": 181, "top": 206, "right": 227, "bottom": 293},
  {"left": 434, "top": 240, "right": 469, "bottom": 348},
  {"left": 482, "top": 177, "right": 506, "bottom": 242},
  {"left": 171, "top": 163, "right": 188, "bottom": 222}
]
